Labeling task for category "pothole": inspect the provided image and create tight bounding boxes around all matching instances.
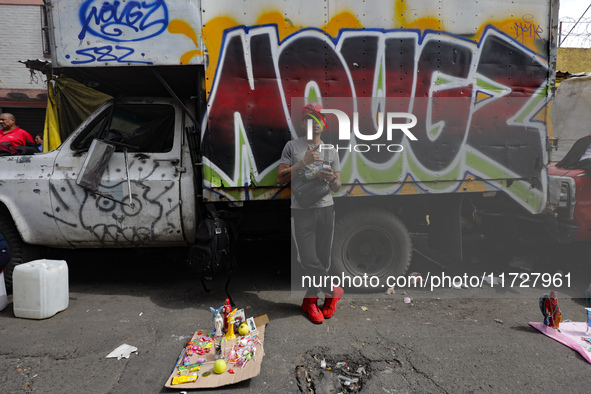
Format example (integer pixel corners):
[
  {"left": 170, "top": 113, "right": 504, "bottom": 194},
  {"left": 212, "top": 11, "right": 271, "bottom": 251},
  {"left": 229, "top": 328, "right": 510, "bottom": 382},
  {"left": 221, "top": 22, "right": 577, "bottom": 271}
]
[{"left": 295, "top": 349, "right": 370, "bottom": 393}]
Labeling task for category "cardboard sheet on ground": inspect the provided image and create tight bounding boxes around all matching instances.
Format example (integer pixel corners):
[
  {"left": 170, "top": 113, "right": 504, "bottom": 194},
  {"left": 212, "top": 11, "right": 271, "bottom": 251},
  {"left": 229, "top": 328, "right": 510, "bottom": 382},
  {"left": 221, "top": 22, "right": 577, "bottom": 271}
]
[
  {"left": 165, "top": 315, "right": 268, "bottom": 389},
  {"left": 530, "top": 321, "right": 591, "bottom": 364}
]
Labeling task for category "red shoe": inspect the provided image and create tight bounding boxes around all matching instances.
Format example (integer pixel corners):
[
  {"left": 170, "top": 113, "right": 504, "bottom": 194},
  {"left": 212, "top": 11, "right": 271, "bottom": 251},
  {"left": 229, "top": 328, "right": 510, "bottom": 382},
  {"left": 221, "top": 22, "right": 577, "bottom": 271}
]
[
  {"left": 301, "top": 296, "right": 324, "bottom": 324},
  {"left": 322, "top": 286, "right": 344, "bottom": 319}
]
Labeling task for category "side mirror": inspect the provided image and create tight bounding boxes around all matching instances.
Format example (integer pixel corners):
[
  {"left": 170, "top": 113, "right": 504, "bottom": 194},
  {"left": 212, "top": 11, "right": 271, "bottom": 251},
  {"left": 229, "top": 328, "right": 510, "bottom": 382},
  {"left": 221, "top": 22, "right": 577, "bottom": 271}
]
[
  {"left": 76, "top": 139, "right": 115, "bottom": 191},
  {"left": 76, "top": 138, "right": 134, "bottom": 207}
]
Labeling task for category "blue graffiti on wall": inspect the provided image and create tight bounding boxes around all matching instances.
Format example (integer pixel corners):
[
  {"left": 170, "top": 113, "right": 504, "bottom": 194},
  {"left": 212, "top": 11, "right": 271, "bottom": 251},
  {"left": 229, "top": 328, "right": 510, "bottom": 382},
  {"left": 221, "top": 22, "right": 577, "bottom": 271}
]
[
  {"left": 67, "top": 45, "right": 153, "bottom": 65},
  {"left": 77, "top": 0, "right": 169, "bottom": 42}
]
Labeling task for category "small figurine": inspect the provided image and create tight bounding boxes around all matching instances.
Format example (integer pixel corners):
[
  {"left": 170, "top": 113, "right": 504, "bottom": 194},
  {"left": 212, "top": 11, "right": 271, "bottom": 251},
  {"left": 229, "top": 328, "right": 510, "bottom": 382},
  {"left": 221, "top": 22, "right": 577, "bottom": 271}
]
[
  {"left": 214, "top": 312, "right": 224, "bottom": 338},
  {"left": 226, "top": 308, "right": 237, "bottom": 341},
  {"left": 541, "top": 291, "right": 562, "bottom": 329},
  {"left": 222, "top": 298, "right": 232, "bottom": 332},
  {"left": 209, "top": 305, "right": 224, "bottom": 336}
]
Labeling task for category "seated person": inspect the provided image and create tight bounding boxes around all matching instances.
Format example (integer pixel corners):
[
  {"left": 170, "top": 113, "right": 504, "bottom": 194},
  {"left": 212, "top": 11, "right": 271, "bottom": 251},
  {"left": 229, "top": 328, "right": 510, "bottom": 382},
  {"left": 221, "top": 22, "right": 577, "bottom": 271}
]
[{"left": 0, "top": 113, "right": 34, "bottom": 147}]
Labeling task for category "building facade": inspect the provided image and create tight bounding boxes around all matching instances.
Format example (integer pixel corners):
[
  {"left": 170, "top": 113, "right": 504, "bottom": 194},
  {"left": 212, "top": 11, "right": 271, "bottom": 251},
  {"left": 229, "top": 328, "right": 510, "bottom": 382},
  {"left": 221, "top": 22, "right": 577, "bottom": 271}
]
[
  {"left": 0, "top": 0, "right": 48, "bottom": 138},
  {"left": 557, "top": 47, "right": 591, "bottom": 74}
]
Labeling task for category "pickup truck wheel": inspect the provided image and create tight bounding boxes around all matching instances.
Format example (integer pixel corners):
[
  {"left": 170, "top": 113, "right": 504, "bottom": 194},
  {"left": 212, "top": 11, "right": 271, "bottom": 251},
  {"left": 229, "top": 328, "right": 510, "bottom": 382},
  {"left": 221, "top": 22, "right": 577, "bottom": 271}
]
[
  {"left": 331, "top": 208, "right": 412, "bottom": 293},
  {"left": 0, "top": 215, "right": 40, "bottom": 293}
]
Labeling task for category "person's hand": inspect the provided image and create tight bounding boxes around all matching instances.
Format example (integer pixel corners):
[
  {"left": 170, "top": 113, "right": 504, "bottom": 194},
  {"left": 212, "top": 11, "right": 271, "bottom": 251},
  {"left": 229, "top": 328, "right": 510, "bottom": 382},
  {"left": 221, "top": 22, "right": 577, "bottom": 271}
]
[
  {"left": 302, "top": 145, "right": 320, "bottom": 165},
  {"left": 320, "top": 166, "right": 335, "bottom": 182}
]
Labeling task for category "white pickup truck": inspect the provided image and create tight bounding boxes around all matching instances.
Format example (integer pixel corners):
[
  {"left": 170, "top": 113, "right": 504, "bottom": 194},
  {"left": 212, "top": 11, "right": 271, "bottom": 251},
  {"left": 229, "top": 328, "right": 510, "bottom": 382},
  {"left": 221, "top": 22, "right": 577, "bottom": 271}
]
[{"left": 0, "top": 97, "right": 200, "bottom": 283}]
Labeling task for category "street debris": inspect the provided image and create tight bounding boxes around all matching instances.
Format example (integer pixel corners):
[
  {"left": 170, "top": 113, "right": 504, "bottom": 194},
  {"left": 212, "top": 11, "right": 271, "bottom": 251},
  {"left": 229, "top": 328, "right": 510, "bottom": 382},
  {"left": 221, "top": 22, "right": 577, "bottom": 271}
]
[
  {"left": 507, "top": 255, "right": 535, "bottom": 271},
  {"left": 106, "top": 344, "right": 138, "bottom": 359},
  {"left": 494, "top": 319, "right": 503, "bottom": 325},
  {"left": 296, "top": 352, "right": 369, "bottom": 393},
  {"left": 360, "top": 306, "right": 368, "bottom": 311},
  {"left": 404, "top": 297, "right": 412, "bottom": 304},
  {"left": 483, "top": 276, "right": 502, "bottom": 285},
  {"left": 409, "top": 272, "right": 422, "bottom": 286}
]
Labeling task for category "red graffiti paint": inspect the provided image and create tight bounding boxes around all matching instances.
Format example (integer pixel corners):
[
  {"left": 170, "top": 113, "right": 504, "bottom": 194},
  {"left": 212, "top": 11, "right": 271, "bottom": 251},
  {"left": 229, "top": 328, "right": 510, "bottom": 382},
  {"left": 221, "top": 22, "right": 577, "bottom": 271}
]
[{"left": 203, "top": 26, "right": 548, "bottom": 186}]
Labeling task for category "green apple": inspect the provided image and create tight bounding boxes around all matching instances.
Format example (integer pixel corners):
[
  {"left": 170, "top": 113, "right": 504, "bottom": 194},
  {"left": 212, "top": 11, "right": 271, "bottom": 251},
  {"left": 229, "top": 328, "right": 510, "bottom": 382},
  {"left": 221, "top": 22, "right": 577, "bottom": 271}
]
[
  {"left": 238, "top": 322, "right": 250, "bottom": 336},
  {"left": 214, "top": 359, "right": 226, "bottom": 374}
]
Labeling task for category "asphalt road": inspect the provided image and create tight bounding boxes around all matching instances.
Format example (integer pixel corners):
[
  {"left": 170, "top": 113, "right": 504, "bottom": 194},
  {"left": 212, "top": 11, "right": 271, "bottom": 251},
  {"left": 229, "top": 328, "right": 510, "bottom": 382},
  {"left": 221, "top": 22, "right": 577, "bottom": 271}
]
[{"left": 1, "top": 234, "right": 590, "bottom": 393}]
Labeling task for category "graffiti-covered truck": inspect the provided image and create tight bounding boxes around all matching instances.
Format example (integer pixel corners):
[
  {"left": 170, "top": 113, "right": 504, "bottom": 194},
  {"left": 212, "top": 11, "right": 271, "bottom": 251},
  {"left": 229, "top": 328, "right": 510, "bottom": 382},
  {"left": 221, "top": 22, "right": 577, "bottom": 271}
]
[{"left": 0, "top": 0, "right": 559, "bottom": 288}]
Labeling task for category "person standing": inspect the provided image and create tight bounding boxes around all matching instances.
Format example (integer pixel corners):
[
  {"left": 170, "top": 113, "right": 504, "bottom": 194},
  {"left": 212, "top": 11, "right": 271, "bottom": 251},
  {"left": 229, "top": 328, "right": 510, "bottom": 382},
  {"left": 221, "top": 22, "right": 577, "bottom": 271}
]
[
  {"left": 277, "top": 102, "right": 343, "bottom": 324},
  {"left": 0, "top": 113, "right": 34, "bottom": 147}
]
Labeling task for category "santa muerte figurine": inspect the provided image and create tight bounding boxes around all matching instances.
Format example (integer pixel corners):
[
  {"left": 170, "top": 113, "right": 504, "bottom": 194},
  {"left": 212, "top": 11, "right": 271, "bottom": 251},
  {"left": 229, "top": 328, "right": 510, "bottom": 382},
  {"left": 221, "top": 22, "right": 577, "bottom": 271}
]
[
  {"left": 222, "top": 297, "right": 232, "bottom": 332},
  {"left": 541, "top": 290, "right": 562, "bottom": 329}
]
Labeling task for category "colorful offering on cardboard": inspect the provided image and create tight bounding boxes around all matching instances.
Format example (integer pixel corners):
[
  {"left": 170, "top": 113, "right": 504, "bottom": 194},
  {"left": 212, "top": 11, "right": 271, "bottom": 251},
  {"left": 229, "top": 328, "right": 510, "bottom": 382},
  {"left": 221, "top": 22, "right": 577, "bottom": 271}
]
[
  {"left": 531, "top": 291, "right": 591, "bottom": 364},
  {"left": 530, "top": 322, "right": 591, "bottom": 364},
  {"left": 165, "top": 312, "right": 269, "bottom": 389}
]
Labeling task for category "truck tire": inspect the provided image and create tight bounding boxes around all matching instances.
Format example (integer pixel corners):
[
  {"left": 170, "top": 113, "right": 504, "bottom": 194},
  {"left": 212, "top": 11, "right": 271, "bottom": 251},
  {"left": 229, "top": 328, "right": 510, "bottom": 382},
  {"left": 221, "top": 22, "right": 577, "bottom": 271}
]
[
  {"left": 331, "top": 208, "right": 412, "bottom": 292},
  {"left": 0, "top": 215, "right": 40, "bottom": 293}
]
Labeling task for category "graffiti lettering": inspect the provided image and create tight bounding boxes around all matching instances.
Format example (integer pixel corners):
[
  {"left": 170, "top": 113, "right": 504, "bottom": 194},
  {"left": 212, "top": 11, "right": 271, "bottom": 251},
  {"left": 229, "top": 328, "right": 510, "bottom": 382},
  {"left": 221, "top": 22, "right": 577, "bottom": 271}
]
[
  {"left": 514, "top": 15, "right": 543, "bottom": 43},
  {"left": 69, "top": 45, "right": 153, "bottom": 65},
  {"left": 203, "top": 25, "right": 547, "bottom": 185},
  {"left": 78, "top": 0, "right": 169, "bottom": 42},
  {"left": 202, "top": 28, "right": 290, "bottom": 177}
]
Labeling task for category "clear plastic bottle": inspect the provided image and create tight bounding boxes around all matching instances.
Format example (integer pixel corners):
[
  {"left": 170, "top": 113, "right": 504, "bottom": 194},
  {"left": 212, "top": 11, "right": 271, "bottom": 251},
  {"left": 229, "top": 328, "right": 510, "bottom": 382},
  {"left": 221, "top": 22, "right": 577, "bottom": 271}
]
[{"left": 303, "top": 164, "right": 320, "bottom": 180}]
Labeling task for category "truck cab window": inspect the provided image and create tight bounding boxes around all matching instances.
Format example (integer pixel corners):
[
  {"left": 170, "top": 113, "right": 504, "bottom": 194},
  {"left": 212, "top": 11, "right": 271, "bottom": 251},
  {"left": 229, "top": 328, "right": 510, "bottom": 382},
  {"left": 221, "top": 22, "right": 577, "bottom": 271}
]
[
  {"left": 72, "top": 104, "right": 175, "bottom": 153},
  {"left": 107, "top": 105, "right": 175, "bottom": 153},
  {"left": 71, "top": 111, "right": 109, "bottom": 151}
]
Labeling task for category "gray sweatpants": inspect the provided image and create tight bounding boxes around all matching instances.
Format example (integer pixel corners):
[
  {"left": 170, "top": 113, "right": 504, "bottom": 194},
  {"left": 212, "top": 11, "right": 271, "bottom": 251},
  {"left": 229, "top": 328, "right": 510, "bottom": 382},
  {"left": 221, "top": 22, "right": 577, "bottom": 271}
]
[{"left": 291, "top": 205, "right": 335, "bottom": 296}]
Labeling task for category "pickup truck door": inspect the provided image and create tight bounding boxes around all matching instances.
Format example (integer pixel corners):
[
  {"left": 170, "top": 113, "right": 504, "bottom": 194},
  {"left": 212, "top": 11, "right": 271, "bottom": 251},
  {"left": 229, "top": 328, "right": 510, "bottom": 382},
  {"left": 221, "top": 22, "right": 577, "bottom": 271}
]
[{"left": 49, "top": 100, "right": 187, "bottom": 247}]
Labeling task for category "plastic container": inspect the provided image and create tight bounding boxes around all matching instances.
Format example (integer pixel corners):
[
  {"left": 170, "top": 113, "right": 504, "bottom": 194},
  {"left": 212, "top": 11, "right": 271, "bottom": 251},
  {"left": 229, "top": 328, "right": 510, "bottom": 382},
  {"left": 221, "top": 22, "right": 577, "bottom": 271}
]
[
  {"left": 0, "top": 271, "right": 7, "bottom": 312},
  {"left": 13, "top": 260, "right": 69, "bottom": 319}
]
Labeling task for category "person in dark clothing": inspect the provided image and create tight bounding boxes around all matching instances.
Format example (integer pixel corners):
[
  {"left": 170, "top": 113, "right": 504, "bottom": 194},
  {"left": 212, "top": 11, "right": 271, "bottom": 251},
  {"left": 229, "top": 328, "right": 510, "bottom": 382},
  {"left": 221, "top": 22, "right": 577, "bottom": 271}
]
[{"left": 0, "top": 233, "right": 11, "bottom": 273}]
